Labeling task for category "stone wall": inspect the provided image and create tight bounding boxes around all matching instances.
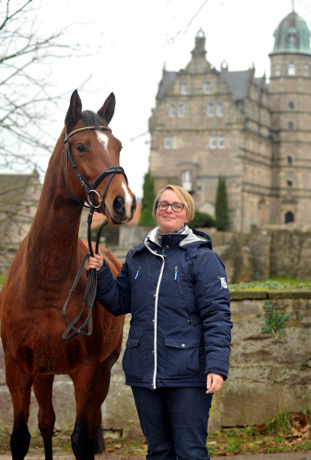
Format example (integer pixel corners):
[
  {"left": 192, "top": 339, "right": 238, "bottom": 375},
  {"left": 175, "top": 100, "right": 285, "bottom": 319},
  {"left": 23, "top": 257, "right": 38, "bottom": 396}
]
[{"left": 1, "top": 290, "right": 311, "bottom": 442}]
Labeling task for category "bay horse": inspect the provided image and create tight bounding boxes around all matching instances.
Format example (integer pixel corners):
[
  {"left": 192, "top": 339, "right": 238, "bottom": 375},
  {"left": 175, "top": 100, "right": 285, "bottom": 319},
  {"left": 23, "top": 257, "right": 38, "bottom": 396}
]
[{"left": 0, "top": 90, "right": 136, "bottom": 460}]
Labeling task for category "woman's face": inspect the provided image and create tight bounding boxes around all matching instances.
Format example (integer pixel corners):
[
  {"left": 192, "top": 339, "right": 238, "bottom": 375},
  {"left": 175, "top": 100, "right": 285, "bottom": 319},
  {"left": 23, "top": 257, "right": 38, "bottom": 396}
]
[{"left": 155, "top": 189, "right": 188, "bottom": 234}]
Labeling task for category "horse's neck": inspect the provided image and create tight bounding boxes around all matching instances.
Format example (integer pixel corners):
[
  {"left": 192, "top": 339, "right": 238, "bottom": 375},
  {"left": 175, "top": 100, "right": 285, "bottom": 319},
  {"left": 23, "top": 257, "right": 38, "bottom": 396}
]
[{"left": 28, "top": 143, "right": 84, "bottom": 262}]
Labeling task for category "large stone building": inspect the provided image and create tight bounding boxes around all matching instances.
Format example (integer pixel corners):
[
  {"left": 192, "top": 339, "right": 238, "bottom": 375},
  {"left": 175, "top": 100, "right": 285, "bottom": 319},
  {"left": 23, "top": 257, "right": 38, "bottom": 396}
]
[{"left": 149, "top": 10, "right": 311, "bottom": 232}]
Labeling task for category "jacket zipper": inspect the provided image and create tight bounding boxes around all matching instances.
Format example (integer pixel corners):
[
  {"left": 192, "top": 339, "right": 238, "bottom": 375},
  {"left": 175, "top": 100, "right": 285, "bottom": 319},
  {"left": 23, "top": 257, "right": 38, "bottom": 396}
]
[
  {"left": 135, "top": 266, "right": 142, "bottom": 279},
  {"left": 174, "top": 265, "right": 183, "bottom": 295},
  {"left": 145, "top": 243, "right": 165, "bottom": 390}
]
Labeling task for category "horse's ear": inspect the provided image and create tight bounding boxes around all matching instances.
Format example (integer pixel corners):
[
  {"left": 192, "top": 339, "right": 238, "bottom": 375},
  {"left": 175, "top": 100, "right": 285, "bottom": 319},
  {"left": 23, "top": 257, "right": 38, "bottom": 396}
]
[
  {"left": 65, "top": 90, "right": 82, "bottom": 129},
  {"left": 97, "top": 92, "right": 115, "bottom": 125}
]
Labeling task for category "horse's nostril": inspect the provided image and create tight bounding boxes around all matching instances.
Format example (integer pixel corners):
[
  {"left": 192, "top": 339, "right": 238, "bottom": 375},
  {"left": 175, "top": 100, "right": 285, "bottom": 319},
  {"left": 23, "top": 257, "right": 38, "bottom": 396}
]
[{"left": 113, "top": 195, "right": 125, "bottom": 214}]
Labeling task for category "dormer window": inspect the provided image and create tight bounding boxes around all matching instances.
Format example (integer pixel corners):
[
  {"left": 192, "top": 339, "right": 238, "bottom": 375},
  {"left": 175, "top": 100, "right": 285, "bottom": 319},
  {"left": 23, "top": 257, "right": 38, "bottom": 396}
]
[
  {"left": 287, "top": 63, "right": 295, "bottom": 75},
  {"left": 181, "top": 83, "right": 188, "bottom": 95}
]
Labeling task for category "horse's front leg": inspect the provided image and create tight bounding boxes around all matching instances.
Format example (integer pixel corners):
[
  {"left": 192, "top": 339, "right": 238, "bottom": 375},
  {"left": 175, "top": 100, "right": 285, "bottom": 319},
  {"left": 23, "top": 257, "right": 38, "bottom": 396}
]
[
  {"left": 70, "top": 362, "right": 103, "bottom": 460},
  {"left": 33, "top": 375, "right": 55, "bottom": 460},
  {"left": 5, "top": 357, "right": 33, "bottom": 460}
]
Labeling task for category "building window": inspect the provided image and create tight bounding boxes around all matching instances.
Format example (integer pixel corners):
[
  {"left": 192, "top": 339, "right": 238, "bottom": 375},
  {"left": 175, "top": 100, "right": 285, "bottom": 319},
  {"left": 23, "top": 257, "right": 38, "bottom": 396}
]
[
  {"left": 177, "top": 104, "right": 185, "bottom": 118},
  {"left": 287, "top": 180, "right": 292, "bottom": 187},
  {"left": 275, "top": 64, "right": 280, "bottom": 76},
  {"left": 181, "top": 82, "right": 188, "bottom": 94},
  {"left": 285, "top": 211, "right": 294, "bottom": 223},
  {"left": 181, "top": 170, "right": 192, "bottom": 191},
  {"left": 203, "top": 82, "right": 211, "bottom": 94},
  {"left": 287, "top": 63, "right": 295, "bottom": 75},
  {"left": 164, "top": 136, "right": 170, "bottom": 149},
  {"left": 216, "top": 102, "right": 224, "bottom": 117},
  {"left": 164, "top": 136, "right": 177, "bottom": 149},
  {"left": 169, "top": 104, "right": 175, "bottom": 117},
  {"left": 218, "top": 135, "right": 225, "bottom": 149},
  {"left": 287, "top": 156, "right": 292, "bottom": 165},
  {"left": 288, "top": 101, "right": 294, "bottom": 109},
  {"left": 304, "top": 64, "right": 309, "bottom": 76},
  {"left": 207, "top": 103, "right": 214, "bottom": 117},
  {"left": 209, "top": 135, "right": 217, "bottom": 149},
  {"left": 288, "top": 121, "right": 294, "bottom": 129}
]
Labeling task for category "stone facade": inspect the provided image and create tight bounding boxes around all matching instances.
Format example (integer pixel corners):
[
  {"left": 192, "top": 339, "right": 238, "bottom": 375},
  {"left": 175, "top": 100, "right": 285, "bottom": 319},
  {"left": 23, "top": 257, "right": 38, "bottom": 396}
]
[
  {"left": 149, "top": 12, "right": 311, "bottom": 233},
  {"left": 0, "top": 171, "right": 41, "bottom": 273}
]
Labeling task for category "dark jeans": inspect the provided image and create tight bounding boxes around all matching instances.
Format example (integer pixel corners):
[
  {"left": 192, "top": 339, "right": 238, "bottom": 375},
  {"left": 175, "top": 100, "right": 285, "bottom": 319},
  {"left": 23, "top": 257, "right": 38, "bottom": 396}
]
[{"left": 131, "top": 386, "right": 213, "bottom": 460}]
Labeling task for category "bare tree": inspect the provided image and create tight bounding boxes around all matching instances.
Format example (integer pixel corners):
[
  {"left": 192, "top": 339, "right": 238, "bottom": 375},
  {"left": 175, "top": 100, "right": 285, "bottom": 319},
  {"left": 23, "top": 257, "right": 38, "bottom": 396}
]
[{"left": 0, "top": 0, "right": 87, "bottom": 267}]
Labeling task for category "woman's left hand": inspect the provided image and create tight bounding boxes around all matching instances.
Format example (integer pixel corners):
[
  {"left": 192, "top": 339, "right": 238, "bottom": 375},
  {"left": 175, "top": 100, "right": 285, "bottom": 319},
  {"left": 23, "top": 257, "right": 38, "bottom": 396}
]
[{"left": 206, "top": 373, "right": 224, "bottom": 394}]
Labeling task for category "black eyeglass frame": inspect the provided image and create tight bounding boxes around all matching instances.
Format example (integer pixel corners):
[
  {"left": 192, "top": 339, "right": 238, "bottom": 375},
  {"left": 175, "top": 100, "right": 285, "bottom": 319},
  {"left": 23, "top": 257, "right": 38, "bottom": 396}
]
[{"left": 156, "top": 201, "right": 186, "bottom": 213}]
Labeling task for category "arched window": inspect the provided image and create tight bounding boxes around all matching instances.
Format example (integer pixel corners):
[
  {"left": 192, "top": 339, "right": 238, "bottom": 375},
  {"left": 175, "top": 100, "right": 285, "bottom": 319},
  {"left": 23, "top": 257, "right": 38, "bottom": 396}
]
[
  {"left": 288, "top": 63, "right": 295, "bottom": 75},
  {"left": 285, "top": 211, "right": 294, "bottom": 224}
]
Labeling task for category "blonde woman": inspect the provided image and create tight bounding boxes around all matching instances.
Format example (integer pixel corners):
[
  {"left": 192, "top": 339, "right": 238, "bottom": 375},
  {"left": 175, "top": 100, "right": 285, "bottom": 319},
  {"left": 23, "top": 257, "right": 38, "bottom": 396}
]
[{"left": 86, "top": 185, "right": 232, "bottom": 460}]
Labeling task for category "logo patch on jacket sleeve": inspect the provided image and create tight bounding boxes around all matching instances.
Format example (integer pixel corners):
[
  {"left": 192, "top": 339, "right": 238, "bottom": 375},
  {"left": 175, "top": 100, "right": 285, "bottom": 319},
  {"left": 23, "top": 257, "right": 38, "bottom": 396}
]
[{"left": 217, "top": 276, "right": 228, "bottom": 289}]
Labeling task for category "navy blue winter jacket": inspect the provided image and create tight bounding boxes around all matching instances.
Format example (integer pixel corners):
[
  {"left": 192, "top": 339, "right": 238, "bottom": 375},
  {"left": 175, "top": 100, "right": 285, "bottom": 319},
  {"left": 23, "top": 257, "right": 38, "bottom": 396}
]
[{"left": 96, "top": 226, "right": 232, "bottom": 390}]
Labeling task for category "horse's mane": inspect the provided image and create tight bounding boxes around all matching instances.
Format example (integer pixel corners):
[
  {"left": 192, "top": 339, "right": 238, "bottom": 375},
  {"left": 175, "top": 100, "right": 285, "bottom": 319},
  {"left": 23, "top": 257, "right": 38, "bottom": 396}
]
[{"left": 81, "top": 110, "right": 107, "bottom": 127}]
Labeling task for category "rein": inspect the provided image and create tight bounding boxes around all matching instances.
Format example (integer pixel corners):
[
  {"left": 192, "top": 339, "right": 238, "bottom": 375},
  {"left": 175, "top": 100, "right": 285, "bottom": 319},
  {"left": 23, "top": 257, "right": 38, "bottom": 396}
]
[{"left": 62, "top": 125, "right": 127, "bottom": 341}]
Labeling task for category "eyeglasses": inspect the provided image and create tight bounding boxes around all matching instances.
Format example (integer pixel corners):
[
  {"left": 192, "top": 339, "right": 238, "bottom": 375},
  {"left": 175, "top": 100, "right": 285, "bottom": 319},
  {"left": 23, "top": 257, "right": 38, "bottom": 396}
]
[{"left": 156, "top": 201, "right": 185, "bottom": 212}]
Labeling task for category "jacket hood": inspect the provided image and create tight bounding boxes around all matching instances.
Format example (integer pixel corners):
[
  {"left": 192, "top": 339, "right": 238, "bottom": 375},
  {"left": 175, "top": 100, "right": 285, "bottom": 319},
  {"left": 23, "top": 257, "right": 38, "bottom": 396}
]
[{"left": 132, "top": 226, "right": 212, "bottom": 254}]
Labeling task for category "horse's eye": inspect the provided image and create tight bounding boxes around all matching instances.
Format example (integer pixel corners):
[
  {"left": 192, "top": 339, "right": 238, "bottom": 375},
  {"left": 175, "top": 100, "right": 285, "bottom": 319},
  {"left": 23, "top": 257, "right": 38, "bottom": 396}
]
[{"left": 76, "top": 144, "right": 88, "bottom": 153}]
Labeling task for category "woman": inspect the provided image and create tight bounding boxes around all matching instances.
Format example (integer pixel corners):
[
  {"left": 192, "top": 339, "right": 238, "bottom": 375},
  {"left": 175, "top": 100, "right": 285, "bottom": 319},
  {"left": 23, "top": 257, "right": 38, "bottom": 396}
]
[{"left": 86, "top": 185, "right": 232, "bottom": 460}]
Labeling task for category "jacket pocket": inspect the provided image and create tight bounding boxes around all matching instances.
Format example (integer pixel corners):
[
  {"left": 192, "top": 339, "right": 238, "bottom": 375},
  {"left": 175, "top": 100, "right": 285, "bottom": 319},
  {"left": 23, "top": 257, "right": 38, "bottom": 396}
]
[
  {"left": 164, "top": 337, "right": 201, "bottom": 377},
  {"left": 122, "top": 338, "right": 140, "bottom": 378}
]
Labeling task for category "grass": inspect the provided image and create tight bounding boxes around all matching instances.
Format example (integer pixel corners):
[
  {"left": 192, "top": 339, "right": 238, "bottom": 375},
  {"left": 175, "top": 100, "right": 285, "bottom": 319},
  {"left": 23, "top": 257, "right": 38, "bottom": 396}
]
[
  {"left": 1, "top": 410, "right": 309, "bottom": 458},
  {"left": 229, "top": 276, "right": 311, "bottom": 291}
]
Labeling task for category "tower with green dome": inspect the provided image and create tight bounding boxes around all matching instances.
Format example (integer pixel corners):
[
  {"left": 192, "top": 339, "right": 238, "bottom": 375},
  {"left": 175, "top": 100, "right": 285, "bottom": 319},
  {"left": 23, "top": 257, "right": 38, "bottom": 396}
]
[{"left": 269, "top": 9, "right": 311, "bottom": 224}]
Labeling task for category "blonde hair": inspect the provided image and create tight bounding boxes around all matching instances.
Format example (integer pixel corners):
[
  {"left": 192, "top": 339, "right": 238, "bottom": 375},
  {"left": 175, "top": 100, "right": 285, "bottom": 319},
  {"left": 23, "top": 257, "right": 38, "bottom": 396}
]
[{"left": 152, "top": 185, "right": 195, "bottom": 222}]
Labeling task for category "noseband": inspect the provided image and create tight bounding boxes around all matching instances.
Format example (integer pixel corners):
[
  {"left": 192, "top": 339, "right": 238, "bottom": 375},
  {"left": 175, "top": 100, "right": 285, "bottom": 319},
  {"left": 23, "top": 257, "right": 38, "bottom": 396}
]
[
  {"left": 64, "top": 125, "right": 128, "bottom": 225},
  {"left": 62, "top": 125, "right": 129, "bottom": 341}
]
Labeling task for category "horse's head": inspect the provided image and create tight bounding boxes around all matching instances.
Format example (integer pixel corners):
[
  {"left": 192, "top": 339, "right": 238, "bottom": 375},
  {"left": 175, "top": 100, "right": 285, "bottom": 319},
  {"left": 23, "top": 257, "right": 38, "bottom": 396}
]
[{"left": 64, "top": 90, "right": 136, "bottom": 224}]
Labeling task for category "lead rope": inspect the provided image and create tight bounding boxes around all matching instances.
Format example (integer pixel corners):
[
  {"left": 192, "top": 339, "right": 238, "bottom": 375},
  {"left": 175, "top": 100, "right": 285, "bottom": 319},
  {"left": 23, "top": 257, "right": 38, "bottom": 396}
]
[{"left": 62, "top": 207, "right": 109, "bottom": 341}]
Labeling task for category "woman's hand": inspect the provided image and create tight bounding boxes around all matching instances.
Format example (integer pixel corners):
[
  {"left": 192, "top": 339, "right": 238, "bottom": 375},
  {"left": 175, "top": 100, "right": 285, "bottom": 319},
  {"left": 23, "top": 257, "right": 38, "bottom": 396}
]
[
  {"left": 85, "top": 253, "right": 104, "bottom": 271},
  {"left": 206, "top": 373, "right": 224, "bottom": 394}
]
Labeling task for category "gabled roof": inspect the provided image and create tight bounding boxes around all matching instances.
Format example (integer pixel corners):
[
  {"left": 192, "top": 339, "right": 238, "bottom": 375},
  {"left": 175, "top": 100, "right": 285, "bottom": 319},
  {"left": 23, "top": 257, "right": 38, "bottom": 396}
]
[
  {"left": 220, "top": 70, "right": 253, "bottom": 101},
  {"left": 157, "top": 71, "right": 178, "bottom": 100}
]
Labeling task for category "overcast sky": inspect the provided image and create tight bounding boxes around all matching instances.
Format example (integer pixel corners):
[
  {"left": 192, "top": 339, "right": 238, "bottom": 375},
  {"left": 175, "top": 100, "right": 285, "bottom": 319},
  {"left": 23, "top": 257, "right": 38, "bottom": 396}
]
[{"left": 30, "top": 0, "right": 311, "bottom": 198}]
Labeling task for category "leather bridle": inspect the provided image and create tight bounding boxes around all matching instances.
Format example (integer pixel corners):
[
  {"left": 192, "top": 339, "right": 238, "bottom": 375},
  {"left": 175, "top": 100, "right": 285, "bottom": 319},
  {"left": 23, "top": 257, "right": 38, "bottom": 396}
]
[
  {"left": 62, "top": 125, "right": 129, "bottom": 341},
  {"left": 64, "top": 125, "right": 128, "bottom": 225}
]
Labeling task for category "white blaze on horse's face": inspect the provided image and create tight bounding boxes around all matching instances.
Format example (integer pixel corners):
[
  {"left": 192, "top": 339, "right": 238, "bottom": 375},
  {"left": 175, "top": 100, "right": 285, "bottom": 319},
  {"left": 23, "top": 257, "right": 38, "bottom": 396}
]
[
  {"left": 96, "top": 131, "right": 110, "bottom": 157},
  {"left": 122, "top": 182, "right": 134, "bottom": 218}
]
